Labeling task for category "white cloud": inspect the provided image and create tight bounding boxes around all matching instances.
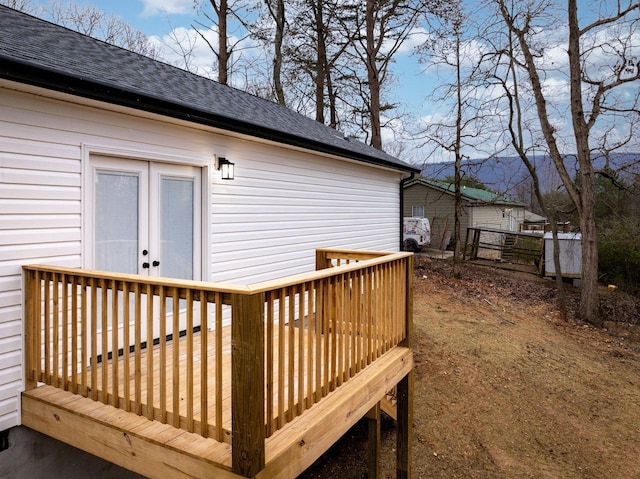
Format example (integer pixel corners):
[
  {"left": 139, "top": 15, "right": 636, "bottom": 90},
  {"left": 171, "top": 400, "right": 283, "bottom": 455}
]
[
  {"left": 140, "top": 0, "right": 193, "bottom": 17},
  {"left": 150, "top": 24, "right": 262, "bottom": 88},
  {"left": 397, "top": 26, "right": 432, "bottom": 54},
  {"left": 151, "top": 26, "right": 218, "bottom": 78}
]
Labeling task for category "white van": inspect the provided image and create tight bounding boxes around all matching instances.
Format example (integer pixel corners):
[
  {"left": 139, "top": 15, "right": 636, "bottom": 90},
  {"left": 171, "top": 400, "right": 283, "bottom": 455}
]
[{"left": 403, "top": 217, "right": 431, "bottom": 252}]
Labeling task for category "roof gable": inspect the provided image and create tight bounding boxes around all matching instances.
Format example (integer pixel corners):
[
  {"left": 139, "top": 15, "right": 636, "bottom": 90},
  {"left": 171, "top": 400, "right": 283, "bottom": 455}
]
[{"left": 0, "top": 6, "right": 419, "bottom": 174}]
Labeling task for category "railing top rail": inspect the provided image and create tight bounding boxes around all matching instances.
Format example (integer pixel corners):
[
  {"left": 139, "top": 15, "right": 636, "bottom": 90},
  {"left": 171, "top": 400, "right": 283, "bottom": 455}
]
[
  {"left": 466, "top": 226, "right": 544, "bottom": 238},
  {"left": 316, "top": 248, "right": 396, "bottom": 260},
  {"left": 21, "top": 264, "right": 252, "bottom": 295},
  {"left": 23, "top": 249, "right": 412, "bottom": 296},
  {"left": 247, "top": 251, "right": 412, "bottom": 294}
]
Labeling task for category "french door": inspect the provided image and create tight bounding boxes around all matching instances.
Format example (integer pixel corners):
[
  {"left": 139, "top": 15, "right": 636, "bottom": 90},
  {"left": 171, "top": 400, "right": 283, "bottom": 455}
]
[
  {"left": 88, "top": 156, "right": 202, "bottom": 353},
  {"left": 91, "top": 157, "right": 201, "bottom": 280}
]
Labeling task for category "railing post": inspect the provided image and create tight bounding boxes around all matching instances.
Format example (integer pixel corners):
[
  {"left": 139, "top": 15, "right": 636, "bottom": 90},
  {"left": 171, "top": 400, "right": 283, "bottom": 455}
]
[
  {"left": 315, "top": 248, "right": 329, "bottom": 270},
  {"left": 400, "top": 254, "right": 413, "bottom": 349},
  {"left": 397, "top": 254, "right": 413, "bottom": 479},
  {"left": 23, "top": 267, "right": 38, "bottom": 391},
  {"left": 231, "top": 292, "right": 265, "bottom": 477}
]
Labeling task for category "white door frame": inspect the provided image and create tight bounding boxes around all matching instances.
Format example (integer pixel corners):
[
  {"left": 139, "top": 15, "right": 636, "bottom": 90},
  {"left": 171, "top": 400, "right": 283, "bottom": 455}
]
[{"left": 81, "top": 144, "right": 211, "bottom": 280}]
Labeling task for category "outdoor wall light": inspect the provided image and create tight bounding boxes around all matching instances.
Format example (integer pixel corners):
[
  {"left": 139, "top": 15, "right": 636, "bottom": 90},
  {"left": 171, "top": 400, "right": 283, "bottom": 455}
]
[{"left": 216, "top": 156, "right": 235, "bottom": 180}]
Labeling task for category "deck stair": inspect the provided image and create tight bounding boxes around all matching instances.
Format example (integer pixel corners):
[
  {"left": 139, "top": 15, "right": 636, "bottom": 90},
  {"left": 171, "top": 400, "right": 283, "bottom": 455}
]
[{"left": 502, "top": 233, "right": 516, "bottom": 260}]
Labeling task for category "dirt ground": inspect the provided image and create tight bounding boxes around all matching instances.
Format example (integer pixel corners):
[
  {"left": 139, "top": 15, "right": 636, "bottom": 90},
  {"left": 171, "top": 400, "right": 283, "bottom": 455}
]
[{"left": 299, "top": 256, "right": 640, "bottom": 479}]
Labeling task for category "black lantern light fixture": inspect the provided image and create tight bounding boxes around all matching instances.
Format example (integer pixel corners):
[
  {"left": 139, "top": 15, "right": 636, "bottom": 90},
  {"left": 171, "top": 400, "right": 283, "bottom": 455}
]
[{"left": 216, "top": 156, "right": 235, "bottom": 180}]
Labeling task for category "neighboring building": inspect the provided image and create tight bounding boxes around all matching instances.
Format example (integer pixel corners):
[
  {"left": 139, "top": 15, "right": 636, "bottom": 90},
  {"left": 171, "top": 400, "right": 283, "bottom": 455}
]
[
  {"left": 0, "top": 6, "right": 418, "bottom": 475},
  {"left": 520, "top": 211, "right": 573, "bottom": 234},
  {"left": 403, "top": 178, "right": 525, "bottom": 249},
  {"left": 520, "top": 210, "right": 548, "bottom": 233}
]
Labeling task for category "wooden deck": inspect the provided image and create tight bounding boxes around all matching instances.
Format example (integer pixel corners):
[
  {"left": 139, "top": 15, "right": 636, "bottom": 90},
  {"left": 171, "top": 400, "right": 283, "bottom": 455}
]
[
  {"left": 21, "top": 249, "right": 414, "bottom": 478},
  {"left": 22, "top": 345, "right": 412, "bottom": 479}
]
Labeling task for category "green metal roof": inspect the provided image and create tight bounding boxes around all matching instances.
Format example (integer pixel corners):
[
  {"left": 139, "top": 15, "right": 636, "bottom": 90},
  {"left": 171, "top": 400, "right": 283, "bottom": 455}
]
[{"left": 405, "top": 177, "right": 524, "bottom": 205}]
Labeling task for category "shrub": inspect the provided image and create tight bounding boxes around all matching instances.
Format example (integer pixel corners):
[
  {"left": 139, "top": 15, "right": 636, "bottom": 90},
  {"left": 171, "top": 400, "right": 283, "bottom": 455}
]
[{"left": 598, "top": 223, "right": 640, "bottom": 296}]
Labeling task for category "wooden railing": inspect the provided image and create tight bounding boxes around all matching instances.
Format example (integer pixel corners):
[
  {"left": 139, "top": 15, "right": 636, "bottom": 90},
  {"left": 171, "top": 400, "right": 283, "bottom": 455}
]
[
  {"left": 23, "top": 249, "right": 413, "bottom": 477},
  {"left": 22, "top": 268, "right": 243, "bottom": 442},
  {"left": 257, "top": 249, "right": 409, "bottom": 437}
]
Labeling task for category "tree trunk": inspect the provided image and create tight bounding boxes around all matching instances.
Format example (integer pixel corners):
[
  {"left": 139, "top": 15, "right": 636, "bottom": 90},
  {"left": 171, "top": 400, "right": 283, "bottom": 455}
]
[
  {"left": 216, "top": 0, "right": 228, "bottom": 85},
  {"left": 271, "top": 0, "right": 286, "bottom": 105},
  {"left": 568, "top": 0, "right": 600, "bottom": 325},
  {"left": 314, "top": 0, "right": 325, "bottom": 123},
  {"left": 578, "top": 177, "right": 600, "bottom": 324},
  {"left": 365, "top": 0, "right": 382, "bottom": 150},
  {"left": 453, "top": 32, "right": 463, "bottom": 279},
  {"left": 503, "top": 26, "right": 568, "bottom": 319}
]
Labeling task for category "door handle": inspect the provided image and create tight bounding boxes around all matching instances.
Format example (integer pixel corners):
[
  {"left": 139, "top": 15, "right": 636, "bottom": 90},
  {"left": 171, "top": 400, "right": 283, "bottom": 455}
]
[
  {"left": 152, "top": 260, "right": 160, "bottom": 267},
  {"left": 142, "top": 262, "right": 150, "bottom": 269}
]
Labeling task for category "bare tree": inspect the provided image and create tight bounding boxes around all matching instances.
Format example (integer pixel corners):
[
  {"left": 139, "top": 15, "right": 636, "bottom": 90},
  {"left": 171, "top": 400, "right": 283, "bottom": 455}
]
[
  {"left": 339, "top": 0, "right": 426, "bottom": 150},
  {"left": 162, "top": 22, "right": 201, "bottom": 73},
  {"left": 0, "top": 0, "right": 36, "bottom": 14},
  {"left": 262, "top": 0, "right": 286, "bottom": 105},
  {"left": 305, "top": 0, "right": 348, "bottom": 127},
  {"left": 193, "top": 0, "right": 253, "bottom": 85},
  {"left": 313, "top": 0, "right": 328, "bottom": 123},
  {"left": 494, "top": 0, "right": 640, "bottom": 325},
  {"left": 417, "top": 0, "right": 494, "bottom": 277},
  {"left": 196, "top": 0, "right": 230, "bottom": 84},
  {"left": 496, "top": 47, "right": 569, "bottom": 319}
]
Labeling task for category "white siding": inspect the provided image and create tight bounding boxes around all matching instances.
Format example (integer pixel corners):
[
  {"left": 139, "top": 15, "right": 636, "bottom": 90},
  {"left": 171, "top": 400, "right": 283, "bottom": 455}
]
[
  {"left": 0, "top": 84, "right": 403, "bottom": 429},
  {"left": 210, "top": 146, "right": 399, "bottom": 283},
  {"left": 470, "top": 205, "right": 525, "bottom": 232}
]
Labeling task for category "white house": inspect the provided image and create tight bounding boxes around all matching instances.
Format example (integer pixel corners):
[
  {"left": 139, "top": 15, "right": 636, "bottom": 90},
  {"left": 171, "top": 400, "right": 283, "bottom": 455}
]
[{"left": 0, "top": 6, "right": 418, "bottom": 475}]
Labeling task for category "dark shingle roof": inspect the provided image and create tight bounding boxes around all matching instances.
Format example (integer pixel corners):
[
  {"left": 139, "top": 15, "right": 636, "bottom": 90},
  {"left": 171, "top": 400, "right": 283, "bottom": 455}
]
[{"left": 0, "top": 6, "right": 418, "bottom": 173}]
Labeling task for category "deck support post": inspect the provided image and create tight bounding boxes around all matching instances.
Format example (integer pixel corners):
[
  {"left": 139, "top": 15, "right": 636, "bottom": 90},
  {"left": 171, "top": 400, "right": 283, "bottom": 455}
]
[
  {"left": 231, "top": 292, "right": 266, "bottom": 478},
  {"left": 396, "top": 370, "right": 413, "bottom": 479},
  {"left": 396, "top": 253, "right": 413, "bottom": 479},
  {"left": 366, "top": 403, "right": 381, "bottom": 479},
  {"left": 315, "top": 248, "right": 329, "bottom": 270}
]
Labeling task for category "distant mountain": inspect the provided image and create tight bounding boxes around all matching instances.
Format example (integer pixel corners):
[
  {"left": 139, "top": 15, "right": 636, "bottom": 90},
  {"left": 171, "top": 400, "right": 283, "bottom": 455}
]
[{"left": 421, "top": 153, "right": 640, "bottom": 205}]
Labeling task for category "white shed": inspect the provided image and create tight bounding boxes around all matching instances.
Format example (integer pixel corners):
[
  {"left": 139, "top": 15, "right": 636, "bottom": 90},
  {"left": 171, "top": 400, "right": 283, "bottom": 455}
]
[
  {"left": 0, "top": 5, "right": 418, "bottom": 444},
  {"left": 544, "top": 232, "right": 582, "bottom": 278}
]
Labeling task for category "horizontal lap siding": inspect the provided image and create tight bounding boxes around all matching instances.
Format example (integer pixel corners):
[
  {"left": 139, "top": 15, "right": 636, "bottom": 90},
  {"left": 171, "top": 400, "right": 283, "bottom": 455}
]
[
  {"left": 211, "top": 150, "right": 400, "bottom": 283},
  {"left": 0, "top": 84, "right": 403, "bottom": 429},
  {"left": 0, "top": 103, "right": 84, "bottom": 428},
  {"left": 470, "top": 206, "right": 507, "bottom": 230}
]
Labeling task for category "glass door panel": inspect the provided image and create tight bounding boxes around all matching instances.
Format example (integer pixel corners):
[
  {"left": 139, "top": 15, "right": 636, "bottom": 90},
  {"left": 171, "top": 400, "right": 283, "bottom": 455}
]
[
  {"left": 150, "top": 162, "right": 201, "bottom": 282},
  {"left": 150, "top": 163, "right": 202, "bottom": 332},
  {"left": 160, "top": 177, "right": 194, "bottom": 280},
  {"left": 90, "top": 158, "right": 149, "bottom": 358},
  {"left": 95, "top": 172, "right": 139, "bottom": 274}
]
